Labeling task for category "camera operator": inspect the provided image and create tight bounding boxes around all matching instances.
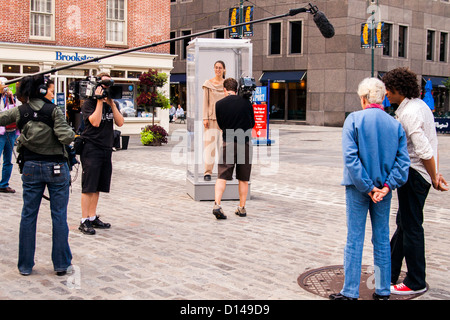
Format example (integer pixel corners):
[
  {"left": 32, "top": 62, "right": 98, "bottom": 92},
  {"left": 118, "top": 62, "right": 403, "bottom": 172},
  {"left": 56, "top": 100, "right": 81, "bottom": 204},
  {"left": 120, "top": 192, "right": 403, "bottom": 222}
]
[
  {"left": 212, "top": 78, "right": 255, "bottom": 219},
  {"left": 79, "top": 72, "right": 124, "bottom": 235},
  {"left": 0, "top": 75, "right": 75, "bottom": 276}
]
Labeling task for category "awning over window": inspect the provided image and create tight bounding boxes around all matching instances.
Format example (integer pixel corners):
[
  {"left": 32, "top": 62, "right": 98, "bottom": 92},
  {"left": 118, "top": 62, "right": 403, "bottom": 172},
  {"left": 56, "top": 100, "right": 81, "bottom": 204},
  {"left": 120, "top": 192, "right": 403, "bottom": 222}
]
[
  {"left": 259, "top": 71, "right": 306, "bottom": 83},
  {"left": 170, "top": 73, "right": 186, "bottom": 84},
  {"left": 423, "top": 76, "right": 448, "bottom": 88}
]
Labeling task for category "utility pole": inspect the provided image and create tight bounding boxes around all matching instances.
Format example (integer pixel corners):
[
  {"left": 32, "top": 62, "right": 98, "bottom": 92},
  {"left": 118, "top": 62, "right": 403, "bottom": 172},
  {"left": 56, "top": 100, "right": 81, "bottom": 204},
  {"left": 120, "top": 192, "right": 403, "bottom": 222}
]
[
  {"left": 368, "top": 0, "right": 379, "bottom": 77},
  {"left": 239, "top": 0, "right": 244, "bottom": 38}
]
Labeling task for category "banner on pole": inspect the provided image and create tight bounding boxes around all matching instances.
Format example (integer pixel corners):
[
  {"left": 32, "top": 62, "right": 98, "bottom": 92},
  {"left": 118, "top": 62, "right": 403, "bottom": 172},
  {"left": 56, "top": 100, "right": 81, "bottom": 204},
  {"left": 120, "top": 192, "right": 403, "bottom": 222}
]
[
  {"left": 361, "top": 22, "right": 384, "bottom": 49},
  {"left": 229, "top": 7, "right": 240, "bottom": 37},
  {"left": 229, "top": 6, "right": 254, "bottom": 37}
]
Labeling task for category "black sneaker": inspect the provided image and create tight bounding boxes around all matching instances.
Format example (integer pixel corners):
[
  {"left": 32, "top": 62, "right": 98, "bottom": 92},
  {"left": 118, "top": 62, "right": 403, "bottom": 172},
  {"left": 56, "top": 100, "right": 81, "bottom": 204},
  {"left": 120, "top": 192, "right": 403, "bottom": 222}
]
[
  {"left": 79, "top": 220, "right": 96, "bottom": 235},
  {"left": 91, "top": 216, "right": 111, "bottom": 229},
  {"left": 373, "top": 292, "right": 390, "bottom": 300},
  {"left": 56, "top": 265, "right": 73, "bottom": 276},
  {"left": 212, "top": 205, "right": 227, "bottom": 219},
  {"left": 328, "top": 293, "right": 357, "bottom": 300}
]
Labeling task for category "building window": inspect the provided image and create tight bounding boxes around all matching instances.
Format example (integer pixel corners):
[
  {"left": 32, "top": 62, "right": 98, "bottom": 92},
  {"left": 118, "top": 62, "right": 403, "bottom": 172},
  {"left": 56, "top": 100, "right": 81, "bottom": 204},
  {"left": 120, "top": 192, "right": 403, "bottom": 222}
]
[
  {"left": 269, "top": 22, "right": 281, "bottom": 55},
  {"left": 127, "top": 71, "right": 142, "bottom": 78},
  {"left": 30, "top": 0, "right": 54, "bottom": 40},
  {"left": 382, "top": 23, "right": 392, "bottom": 56},
  {"left": 289, "top": 21, "right": 302, "bottom": 54},
  {"left": 2, "top": 65, "right": 20, "bottom": 74},
  {"left": 182, "top": 30, "right": 191, "bottom": 59},
  {"left": 23, "top": 65, "right": 40, "bottom": 74},
  {"left": 107, "top": 0, "right": 126, "bottom": 44},
  {"left": 111, "top": 70, "right": 125, "bottom": 78},
  {"left": 427, "top": 30, "right": 435, "bottom": 61},
  {"left": 439, "top": 32, "right": 448, "bottom": 62},
  {"left": 170, "top": 31, "right": 176, "bottom": 55},
  {"left": 398, "top": 25, "right": 408, "bottom": 58}
]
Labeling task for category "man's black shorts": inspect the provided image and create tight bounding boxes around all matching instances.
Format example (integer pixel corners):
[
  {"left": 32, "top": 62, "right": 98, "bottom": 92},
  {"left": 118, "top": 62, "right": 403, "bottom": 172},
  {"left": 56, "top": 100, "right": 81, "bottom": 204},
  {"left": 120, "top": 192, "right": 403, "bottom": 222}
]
[
  {"left": 218, "top": 140, "right": 252, "bottom": 181},
  {"left": 81, "top": 142, "right": 113, "bottom": 193}
]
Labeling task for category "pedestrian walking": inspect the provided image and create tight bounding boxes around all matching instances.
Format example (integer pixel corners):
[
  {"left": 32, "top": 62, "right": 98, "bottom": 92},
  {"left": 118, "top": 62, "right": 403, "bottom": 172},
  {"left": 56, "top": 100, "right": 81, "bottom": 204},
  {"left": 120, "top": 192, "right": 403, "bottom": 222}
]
[{"left": 0, "top": 77, "right": 20, "bottom": 193}]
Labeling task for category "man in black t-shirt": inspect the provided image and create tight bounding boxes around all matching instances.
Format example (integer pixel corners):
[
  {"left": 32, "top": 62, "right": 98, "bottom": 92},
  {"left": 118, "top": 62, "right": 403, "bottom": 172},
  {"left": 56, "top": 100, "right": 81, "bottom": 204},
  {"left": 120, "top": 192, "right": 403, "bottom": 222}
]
[
  {"left": 212, "top": 78, "right": 255, "bottom": 220},
  {"left": 79, "top": 73, "right": 124, "bottom": 235}
]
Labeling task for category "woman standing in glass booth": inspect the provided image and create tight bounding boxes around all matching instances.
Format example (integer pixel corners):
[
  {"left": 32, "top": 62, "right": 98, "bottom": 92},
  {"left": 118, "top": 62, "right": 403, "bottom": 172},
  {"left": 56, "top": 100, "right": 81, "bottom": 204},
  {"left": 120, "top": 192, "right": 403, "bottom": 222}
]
[{"left": 202, "top": 60, "right": 226, "bottom": 181}]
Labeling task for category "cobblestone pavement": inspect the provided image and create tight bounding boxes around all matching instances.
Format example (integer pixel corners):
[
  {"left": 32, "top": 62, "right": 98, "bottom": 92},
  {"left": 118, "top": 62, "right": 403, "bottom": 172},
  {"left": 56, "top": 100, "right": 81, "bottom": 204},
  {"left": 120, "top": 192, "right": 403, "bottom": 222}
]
[{"left": 1, "top": 123, "right": 449, "bottom": 301}]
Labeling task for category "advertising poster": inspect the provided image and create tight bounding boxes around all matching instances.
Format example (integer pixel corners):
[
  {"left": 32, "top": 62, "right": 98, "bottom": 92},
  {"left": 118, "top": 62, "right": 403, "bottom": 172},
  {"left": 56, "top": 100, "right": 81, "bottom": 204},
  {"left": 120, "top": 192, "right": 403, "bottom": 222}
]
[{"left": 252, "top": 86, "right": 267, "bottom": 139}]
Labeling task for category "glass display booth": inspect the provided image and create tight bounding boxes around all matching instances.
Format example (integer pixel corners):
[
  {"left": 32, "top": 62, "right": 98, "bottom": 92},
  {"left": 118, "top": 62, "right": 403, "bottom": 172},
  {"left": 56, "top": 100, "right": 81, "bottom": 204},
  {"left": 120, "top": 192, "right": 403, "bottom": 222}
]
[{"left": 186, "top": 38, "right": 253, "bottom": 201}]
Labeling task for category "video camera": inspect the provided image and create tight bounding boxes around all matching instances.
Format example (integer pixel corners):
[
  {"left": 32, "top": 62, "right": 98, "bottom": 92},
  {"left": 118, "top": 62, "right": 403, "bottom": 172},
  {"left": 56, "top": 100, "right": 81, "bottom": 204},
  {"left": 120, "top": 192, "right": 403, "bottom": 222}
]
[
  {"left": 238, "top": 76, "right": 256, "bottom": 100},
  {"left": 70, "top": 76, "right": 123, "bottom": 100}
]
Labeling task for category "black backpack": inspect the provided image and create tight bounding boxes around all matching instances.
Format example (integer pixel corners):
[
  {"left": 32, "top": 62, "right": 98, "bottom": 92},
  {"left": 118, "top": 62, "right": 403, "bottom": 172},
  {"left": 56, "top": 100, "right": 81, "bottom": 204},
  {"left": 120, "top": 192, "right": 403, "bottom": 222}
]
[
  {"left": 17, "top": 102, "right": 56, "bottom": 131},
  {"left": 16, "top": 102, "right": 78, "bottom": 172}
]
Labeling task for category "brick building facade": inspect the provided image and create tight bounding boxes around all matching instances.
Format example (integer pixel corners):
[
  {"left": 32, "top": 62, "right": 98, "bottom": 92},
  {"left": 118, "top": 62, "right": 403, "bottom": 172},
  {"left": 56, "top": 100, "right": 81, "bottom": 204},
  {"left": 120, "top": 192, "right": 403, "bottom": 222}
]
[{"left": 0, "top": 0, "right": 174, "bottom": 134}]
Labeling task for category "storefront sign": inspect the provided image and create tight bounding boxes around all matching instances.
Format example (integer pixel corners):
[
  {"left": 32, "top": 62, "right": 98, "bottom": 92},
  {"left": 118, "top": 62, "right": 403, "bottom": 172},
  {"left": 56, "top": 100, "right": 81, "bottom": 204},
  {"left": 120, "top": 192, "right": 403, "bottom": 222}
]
[{"left": 55, "top": 51, "right": 98, "bottom": 62}]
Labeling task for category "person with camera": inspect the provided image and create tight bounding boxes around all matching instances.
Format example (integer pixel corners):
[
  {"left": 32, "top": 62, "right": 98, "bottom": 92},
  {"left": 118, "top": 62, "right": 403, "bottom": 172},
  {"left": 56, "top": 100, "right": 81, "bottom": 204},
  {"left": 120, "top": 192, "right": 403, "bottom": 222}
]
[
  {"left": 0, "top": 75, "right": 75, "bottom": 276},
  {"left": 79, "top": 72, "right": 124, "bottom": 235},
  {"left": 212, "top": 78, "right": 255, "bottom": 219},
  {"left": 0, "top": 77, "right": 21, "bottom": 193}
]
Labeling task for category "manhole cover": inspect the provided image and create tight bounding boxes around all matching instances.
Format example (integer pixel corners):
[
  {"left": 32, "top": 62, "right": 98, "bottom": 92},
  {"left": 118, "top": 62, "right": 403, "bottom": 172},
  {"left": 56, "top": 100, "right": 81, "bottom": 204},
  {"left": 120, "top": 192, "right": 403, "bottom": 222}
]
[{"left": 297, "top": 265, "right": 428, "bottom": 300}]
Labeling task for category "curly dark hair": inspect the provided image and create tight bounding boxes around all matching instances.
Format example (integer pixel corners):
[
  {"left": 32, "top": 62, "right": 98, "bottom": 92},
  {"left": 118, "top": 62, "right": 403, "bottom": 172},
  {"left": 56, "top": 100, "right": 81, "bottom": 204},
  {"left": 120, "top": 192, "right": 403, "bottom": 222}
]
[
  {"left": 16, "top": 74, "right": 46, "bottom": 102},
  {"left": 382, "top": 67, "right": 420, "bottom": 99}
]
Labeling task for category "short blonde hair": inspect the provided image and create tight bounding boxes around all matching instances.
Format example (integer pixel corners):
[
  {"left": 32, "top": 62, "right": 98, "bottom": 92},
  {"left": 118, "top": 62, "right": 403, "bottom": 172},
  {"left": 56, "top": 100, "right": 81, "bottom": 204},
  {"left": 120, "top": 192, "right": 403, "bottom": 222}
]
[{"left": 357, "top": 77, "right": 386, "bottom": 104}]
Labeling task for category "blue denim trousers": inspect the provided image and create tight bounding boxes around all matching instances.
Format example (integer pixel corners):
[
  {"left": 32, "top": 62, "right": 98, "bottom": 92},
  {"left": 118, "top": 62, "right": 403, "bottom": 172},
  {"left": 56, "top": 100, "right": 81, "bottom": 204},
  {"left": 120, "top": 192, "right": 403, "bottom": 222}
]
[
  {"left": 341, "top": 185, "right": 392, "bottom": 298},
  {"left": 18, "top": 161, "right": 72, "bottom": 274},
  {"left": 0, "top": 132, "right": 18, "bottom": 188}
]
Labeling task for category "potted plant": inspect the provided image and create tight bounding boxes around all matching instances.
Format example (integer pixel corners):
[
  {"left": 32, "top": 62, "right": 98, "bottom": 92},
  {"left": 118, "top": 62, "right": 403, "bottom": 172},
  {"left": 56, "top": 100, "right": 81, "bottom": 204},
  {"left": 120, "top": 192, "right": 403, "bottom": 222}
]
[
  {"left": 140, "top": 124, "right": 168, "bottom": 146},
  {"left": 136, "top": 68, "right": 170, "bottom": 125}
]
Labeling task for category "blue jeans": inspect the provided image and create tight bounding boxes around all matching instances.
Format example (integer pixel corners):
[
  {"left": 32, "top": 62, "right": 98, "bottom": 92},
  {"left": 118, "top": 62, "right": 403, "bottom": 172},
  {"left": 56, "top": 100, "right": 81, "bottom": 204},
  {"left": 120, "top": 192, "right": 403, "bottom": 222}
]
[
  {"left": 0, "top": 132, "right": 18, "bottom": 188},
  {"left": 18, "top": 161, "right": 72, "bottom": 274},
  {"left": 341, "top": 185, "right": 392, "bottom": 298}
]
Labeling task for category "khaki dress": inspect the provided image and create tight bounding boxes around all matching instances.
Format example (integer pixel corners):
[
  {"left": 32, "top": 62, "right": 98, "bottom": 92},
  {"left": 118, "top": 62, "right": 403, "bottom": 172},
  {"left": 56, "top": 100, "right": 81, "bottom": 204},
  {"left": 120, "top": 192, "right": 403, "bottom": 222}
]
[{"left": 202, "top": 79, "right": 225, "bottom": 176}]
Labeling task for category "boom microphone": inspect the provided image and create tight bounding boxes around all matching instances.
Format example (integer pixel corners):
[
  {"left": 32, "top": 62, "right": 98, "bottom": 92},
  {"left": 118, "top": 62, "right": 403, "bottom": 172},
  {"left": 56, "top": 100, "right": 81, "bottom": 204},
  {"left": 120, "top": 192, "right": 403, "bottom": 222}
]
[{"left": 313, "top": 11, "right": 335, "bottom": 38}]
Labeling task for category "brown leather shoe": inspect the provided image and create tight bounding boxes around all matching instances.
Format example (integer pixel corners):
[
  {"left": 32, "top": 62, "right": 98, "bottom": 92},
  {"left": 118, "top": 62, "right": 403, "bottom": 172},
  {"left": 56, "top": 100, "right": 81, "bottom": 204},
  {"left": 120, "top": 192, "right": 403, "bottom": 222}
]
[{"left": 0, "top": 187, "right": 16, "bottom": 193}]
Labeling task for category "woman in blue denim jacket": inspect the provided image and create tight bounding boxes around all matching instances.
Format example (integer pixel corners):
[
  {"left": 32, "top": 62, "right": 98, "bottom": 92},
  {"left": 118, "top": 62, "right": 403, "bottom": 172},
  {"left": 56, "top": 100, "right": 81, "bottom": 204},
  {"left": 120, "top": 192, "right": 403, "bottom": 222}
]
[{"left": 329, "top": 77, "right": 410, "bottom": 300}]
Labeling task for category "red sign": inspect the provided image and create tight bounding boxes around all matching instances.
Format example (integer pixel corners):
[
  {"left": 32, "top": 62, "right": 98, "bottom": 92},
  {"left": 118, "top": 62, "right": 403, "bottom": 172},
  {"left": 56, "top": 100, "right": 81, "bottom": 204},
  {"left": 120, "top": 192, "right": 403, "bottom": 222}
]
[{"left": 252, "top": 103, "right": 267, "bottom": 138}]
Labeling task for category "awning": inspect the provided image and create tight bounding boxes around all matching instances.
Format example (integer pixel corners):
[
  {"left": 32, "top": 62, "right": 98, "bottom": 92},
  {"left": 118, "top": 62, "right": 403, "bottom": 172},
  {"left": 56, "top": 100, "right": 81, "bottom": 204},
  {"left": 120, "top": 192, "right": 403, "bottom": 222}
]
[
  {"left": 259, "top": 71, "right": 306, "bottom": 83},
  {"left": 170, "top": 73, "right": 186, "bottom": 84},
  {"left": 422, "top": 76, "right": 448, "bottom": 88}
]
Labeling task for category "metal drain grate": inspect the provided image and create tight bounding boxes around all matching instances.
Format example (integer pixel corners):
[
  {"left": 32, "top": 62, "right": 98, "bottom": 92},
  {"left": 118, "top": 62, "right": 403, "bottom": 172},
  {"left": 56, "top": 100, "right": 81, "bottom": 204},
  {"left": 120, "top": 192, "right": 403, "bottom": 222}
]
[{"left": 297, "top": 265, "right": 428, "bottom": 300}]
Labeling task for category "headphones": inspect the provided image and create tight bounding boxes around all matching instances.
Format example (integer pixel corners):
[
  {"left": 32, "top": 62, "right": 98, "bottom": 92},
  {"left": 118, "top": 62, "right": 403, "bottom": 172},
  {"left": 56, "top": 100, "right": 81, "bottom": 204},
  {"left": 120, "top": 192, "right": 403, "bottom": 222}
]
[
  {"left": 38, "top": 76, "right": 51, "bottom": 97},
  {"left": 38, "top": 84, "right": 48, "bottom": 96}
]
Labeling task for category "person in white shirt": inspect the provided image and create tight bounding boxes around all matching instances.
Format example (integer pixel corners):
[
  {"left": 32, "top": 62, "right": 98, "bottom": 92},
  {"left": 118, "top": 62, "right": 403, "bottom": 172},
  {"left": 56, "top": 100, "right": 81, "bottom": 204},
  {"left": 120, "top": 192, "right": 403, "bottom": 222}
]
[
  {"left": 382, "top": 67, "right": 448, "bottom": 296},
  {"left": 175, "top": 104, "right": 184, "bottom": 119}
]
